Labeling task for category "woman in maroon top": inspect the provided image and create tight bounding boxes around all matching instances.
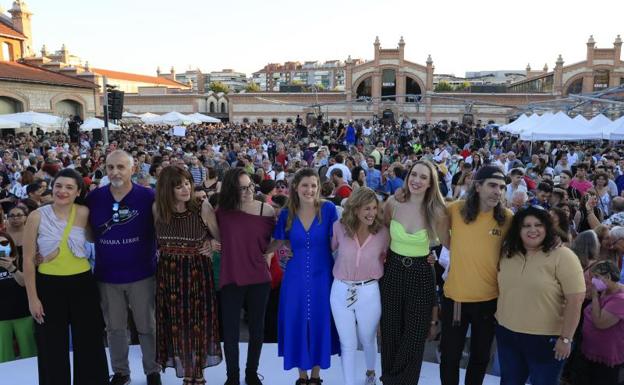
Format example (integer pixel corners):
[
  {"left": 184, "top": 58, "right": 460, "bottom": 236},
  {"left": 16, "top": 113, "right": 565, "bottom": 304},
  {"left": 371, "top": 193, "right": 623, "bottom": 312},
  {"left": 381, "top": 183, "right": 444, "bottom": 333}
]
[{"left": 205, "top": 168, "right": 276, "bottom": 385}]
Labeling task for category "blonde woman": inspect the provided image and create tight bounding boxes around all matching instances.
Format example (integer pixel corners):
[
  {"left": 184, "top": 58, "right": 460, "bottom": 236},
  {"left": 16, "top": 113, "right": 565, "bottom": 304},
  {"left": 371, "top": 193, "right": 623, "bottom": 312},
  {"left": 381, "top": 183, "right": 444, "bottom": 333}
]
[
  {"left": 330, "top": 187, "right": 389, "bottom": 385},
  {"left": 381, "top": 160, "right": 448, "bottom": 385}
]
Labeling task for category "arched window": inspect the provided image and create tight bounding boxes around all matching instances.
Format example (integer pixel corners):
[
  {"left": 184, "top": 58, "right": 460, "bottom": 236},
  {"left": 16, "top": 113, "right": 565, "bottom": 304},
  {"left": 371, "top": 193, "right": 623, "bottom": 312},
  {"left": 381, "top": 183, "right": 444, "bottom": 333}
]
[
  {"left": 220, "top": 103, "right": 226, "bottom": 113},
  {"left": 0, "top": 96, "right": 23, "bottom": 114},
  {"left": 209, "top": 102, "right": 215, "bottom": 113},
  {"left": 566, "top": 78, "right": 583, "bottom": 95},
  {"left": 257, "top": 118, "right": 264, "bottom": 124},
  {"left": 405, "top": 77, "right": 422, "bottom": 102},
  {"left": 381, "top": 69, "right": 396, "bottom": 101},
  {"left": 55, "top": 99, "right": 82, "bottom": 118},
  {"left": 356, "top": 77, "right": 372, "bottom": 100}
]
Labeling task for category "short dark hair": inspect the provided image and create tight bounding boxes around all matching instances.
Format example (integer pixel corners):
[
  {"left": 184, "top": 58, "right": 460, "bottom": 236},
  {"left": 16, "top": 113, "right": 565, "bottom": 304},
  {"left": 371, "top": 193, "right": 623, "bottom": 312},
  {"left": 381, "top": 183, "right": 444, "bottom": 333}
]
[
  {"left": 330, "top": 168, "right": 343, "bottom": 178},
  {"left": 537, "top": 182, "right": 553, "bottom": 193},
  {"left": 509, "top": 168, "right": 524, "bottom": 176}
]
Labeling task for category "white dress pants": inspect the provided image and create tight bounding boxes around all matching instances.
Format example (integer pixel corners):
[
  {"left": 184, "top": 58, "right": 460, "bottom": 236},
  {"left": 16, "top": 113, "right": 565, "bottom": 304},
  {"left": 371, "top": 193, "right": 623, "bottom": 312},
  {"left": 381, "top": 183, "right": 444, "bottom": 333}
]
[{"left": 330, "top": 279, "right": 381, "bottom": 385}]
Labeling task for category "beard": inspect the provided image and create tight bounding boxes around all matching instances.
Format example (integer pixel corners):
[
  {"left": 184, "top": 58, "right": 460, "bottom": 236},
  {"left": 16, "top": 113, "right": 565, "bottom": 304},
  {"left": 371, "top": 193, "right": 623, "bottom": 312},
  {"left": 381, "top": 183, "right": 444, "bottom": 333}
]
[{"left": 110, "top": 179, "right": 124, "bottom": 188}]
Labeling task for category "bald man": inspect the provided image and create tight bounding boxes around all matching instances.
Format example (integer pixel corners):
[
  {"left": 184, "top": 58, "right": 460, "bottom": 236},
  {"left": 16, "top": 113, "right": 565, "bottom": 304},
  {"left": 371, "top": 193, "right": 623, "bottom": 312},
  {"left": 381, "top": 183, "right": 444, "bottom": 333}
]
[{"left": 86, "top": 150, "right": 161, "bottom": 385}]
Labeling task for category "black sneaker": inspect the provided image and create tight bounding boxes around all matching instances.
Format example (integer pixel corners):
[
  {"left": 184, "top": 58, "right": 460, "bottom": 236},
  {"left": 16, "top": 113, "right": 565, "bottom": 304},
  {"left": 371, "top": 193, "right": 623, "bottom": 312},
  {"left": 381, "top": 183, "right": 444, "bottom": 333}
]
[
  {"left": 146, "top": 372, "right": 162, "bottom": 385},
  {"left": 109, "top": 373, "right": 131, "bottom": 385},
  {"left": 225, "top": 376, "right": 241, "bottom": 385},
  {"left": 245, "top": 371, "right": 264, "bottom": 385}
]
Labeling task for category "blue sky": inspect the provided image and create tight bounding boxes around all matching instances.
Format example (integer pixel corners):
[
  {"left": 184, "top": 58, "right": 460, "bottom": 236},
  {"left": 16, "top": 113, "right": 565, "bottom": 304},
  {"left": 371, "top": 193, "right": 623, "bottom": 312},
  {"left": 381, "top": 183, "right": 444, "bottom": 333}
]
[{"left": 14, "top": 0, "right": 624, "bottom": 78}]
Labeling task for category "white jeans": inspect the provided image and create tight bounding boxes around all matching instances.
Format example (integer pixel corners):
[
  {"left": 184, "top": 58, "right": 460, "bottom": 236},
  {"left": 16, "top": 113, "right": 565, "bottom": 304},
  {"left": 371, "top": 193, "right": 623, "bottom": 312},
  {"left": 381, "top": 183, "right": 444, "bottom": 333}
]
[{"left": 330, "top": 279, "right": 381, "bottom": 385}]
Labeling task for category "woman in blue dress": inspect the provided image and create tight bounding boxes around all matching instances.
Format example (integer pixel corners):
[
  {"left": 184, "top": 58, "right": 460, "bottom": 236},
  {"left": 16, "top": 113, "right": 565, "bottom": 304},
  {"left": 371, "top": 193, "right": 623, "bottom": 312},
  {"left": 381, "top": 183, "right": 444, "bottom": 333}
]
[{"left": 271, "top": 168, "right": 339, "bottom": 385}]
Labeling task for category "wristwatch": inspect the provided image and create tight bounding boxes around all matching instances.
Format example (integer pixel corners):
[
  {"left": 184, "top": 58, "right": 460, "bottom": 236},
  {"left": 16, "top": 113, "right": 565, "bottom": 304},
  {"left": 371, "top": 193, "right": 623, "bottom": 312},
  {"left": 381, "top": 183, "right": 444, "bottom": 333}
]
[
  {"left": 431, "top": 320, "right": 439, "bottom": 326},
  {"left": 559, "top": 336, "right": 572, "bottom": 344}
]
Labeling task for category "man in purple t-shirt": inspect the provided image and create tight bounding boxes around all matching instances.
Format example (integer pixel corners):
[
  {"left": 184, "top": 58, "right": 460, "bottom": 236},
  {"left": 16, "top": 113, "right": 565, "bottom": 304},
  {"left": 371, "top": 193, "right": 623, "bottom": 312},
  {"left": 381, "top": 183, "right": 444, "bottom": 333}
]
[{"left": 86, "top": 150, "right": 161, "bottom": 385}]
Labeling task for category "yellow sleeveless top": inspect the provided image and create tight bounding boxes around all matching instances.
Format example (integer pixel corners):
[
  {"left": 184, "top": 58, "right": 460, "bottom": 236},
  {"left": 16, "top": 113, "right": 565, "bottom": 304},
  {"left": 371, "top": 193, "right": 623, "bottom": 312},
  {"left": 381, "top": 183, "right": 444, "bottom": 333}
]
[
  {"left": 38, "top": 205, "right": 91, "bottom": 276},
  {"left": 389, "top": 220, "right": 429, "bottom": 257}
]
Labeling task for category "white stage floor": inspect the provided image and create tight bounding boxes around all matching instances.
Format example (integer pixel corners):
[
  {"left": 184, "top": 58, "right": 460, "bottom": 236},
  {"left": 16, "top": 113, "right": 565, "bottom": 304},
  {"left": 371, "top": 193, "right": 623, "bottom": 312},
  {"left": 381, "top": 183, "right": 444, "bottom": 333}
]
[{"left": 1, "top": 343, "right": 500, "bottom": 385}]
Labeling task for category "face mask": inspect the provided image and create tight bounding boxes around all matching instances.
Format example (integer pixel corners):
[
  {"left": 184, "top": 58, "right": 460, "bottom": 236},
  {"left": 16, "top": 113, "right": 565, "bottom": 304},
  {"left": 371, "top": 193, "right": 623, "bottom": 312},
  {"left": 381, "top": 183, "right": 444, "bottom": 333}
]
[
  {"left": 592, "top": 277, "right": 608, "bottom": 292},
  {"left": 0, "top": 244, "right": 11, "bottom": 258}
]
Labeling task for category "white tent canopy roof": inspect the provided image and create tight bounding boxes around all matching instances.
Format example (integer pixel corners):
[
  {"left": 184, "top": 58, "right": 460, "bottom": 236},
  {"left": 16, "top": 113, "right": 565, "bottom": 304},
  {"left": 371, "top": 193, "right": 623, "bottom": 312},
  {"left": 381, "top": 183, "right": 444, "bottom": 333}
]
[
  {"left": 604, "top": 116, "right": 624, "bottom": 140},
  {"left": 520, "top": 111, "right": 603, "bottom": 141},
  {"left": 142, "top": 111, "right": 201, "bottom": 125},
  {"left": 588, "top": 114, "right": 612, "bottom": 130},
  {"left": 499, "top": 114, "right": 528, "bottom": 134},
  {"left": 0, "top": 116, "right": 20, "bottom": 129},
  {"left": 187, "top": 113, "right": 221, "bottom": 123},
  {"left": 80, "top": 117, "right": 120, "bottom": 131},
  {"left": 0, "top": 111, "right": 63, "bottom": 131}
]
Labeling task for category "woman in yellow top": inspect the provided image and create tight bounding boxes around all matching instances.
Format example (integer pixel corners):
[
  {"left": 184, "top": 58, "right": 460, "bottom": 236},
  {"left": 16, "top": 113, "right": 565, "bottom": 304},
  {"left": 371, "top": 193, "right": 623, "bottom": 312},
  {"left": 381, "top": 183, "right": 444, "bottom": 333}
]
[
  {"left": 381, "top": 160, "right": 448, "bottom": 385},
  {"left": 497, "top": 205, "right": 585, "bottom": 385},
  {"left": 23, "top": 168, "right": 109, "bottom": 385}
]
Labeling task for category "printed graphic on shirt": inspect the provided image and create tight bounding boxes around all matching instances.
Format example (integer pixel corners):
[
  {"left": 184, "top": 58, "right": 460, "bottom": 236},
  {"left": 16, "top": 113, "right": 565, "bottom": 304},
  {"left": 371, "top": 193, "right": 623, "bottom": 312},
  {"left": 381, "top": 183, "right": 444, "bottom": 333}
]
[{"left": 99, "top": 203, "right": 140, "bottom": 235}]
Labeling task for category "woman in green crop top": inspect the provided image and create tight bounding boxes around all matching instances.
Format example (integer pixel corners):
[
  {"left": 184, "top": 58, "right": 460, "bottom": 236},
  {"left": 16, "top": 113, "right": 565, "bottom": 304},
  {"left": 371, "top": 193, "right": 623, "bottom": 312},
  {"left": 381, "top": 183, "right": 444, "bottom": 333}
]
[{"left": 379, "top": 160, "right": 448, "bottom": 385}]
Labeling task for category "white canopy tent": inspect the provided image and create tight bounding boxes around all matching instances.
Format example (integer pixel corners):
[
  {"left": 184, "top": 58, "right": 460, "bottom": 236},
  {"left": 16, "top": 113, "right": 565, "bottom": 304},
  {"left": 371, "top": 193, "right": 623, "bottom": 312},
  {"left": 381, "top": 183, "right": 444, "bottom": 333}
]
[
  {"left": 0, "top": 116, "right": 20, "bottom": 129},
  {"left": 187, "top": 113, "right": 221, "bottom": 123},
  {"left": 603, "top": 116, "right": 624, "bottom": 140},
  {"left": 142, "top": 111, "right": 201, "bottom": 125},
  {"left": 0, "top": 111, "right": 63, "bottom": 132},
  {"left": 122, "top": 112, "right": 141, "bottom": 118},
  {"left": 520, "top": 111, "right": 603, "bottom": 141},
  {"left": 572, "top": 115, "right": 589, "bottom": 127},
  {"left": 139, "top": 112, "right": 159, "bottom": 122},
  {"left": 588, "top": 114, "right": 612, "bottom": 131},
  {"left": 508, "top": 113, "right": 552, "bottom": 135},
  {"left": 80, "top": 117, "right": 121, "bottom": 131},
  {"left": 499, "top": 114, "right": 528, "bottom": 134}
]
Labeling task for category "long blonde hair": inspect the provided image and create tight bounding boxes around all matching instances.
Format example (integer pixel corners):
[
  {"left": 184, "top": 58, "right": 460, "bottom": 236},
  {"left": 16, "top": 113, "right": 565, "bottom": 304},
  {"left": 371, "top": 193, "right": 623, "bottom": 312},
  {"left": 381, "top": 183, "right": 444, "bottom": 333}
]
[
  {"left": 285, "top": 168, "right": 322, "bottom": 231},
  {"left": 402, "top": 160, "right": 446, "bottom": 238},
  {"left": 340, "top": 187, "right": 382, "bottom": 238}
]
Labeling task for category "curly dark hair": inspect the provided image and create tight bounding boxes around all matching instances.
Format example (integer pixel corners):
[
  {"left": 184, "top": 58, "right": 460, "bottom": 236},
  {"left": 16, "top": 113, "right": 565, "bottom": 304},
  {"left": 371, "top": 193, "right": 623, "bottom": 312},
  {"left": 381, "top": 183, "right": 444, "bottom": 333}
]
[{"left": 502, "top": 206, "right": 558, "bottom": 258}]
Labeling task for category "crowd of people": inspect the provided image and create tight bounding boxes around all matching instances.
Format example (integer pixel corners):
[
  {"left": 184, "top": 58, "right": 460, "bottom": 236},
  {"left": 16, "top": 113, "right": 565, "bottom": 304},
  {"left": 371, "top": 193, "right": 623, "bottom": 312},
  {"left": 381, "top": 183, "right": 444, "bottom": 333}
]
[{"left": 0, "top": 116, "right": 623, "bottom": 385}]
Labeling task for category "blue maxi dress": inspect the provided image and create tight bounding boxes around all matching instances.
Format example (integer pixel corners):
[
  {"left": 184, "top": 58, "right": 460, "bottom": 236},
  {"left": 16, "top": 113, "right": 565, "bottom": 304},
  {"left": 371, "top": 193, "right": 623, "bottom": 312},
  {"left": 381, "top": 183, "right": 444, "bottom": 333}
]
[{"left": 273, "top": 201, "right": 340, "bottom": 370}]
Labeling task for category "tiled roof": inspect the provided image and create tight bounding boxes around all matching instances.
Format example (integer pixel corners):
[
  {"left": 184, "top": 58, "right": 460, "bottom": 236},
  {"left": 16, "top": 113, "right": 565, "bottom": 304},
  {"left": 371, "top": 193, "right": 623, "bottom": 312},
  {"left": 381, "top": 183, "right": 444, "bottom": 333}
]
[
  {"left": 0, "top": 61, "right": 97, "bottom": 88},
  {"left": 0, "top": 22, "right": 25, "bottom": 39},
  {"left": 92, "top": 68, "right": 189, "bottom": 88}
]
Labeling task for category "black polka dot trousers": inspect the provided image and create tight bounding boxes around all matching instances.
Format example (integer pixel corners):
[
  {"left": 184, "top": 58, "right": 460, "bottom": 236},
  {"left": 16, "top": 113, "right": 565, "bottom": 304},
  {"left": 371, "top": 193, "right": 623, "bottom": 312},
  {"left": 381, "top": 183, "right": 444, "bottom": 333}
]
[{"left": 380, "top": 250, "right": 435, "bottom": 385}]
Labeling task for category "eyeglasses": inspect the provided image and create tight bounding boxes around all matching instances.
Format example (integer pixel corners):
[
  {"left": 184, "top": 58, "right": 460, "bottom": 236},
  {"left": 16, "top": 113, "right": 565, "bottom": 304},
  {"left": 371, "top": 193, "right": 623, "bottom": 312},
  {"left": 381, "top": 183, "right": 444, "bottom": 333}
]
[
  {"left": 239, "top": 184, "right": 255, "bottom": 193},
  {"left": 7, "top": 214, "right": 25, "bottom": 218}
]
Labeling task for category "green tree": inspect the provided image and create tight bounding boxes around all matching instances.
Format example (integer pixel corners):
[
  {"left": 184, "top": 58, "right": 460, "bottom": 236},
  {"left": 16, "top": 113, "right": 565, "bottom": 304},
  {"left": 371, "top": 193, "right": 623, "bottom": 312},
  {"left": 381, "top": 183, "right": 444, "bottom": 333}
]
[
  {"left": 454, "top": 81, "right": 471, "bottom": 91},
  {"left": 209, "top": 81, "right": 230, "bottom": 93},
  {"left": 434, "top": 80, "right": 453, "bottom": 92},
  {"left": 245, "top": 82, "right": 261, "bottom": 92}
]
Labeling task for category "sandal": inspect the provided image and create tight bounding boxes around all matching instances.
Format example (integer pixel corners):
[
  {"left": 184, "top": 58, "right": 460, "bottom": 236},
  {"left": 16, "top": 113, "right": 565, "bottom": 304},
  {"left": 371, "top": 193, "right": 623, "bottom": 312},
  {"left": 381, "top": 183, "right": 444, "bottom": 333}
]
[
  {"left": 295, "top": 379, "right": 308, "bottom": 385},
  {"left": 183, "top": 379, "right": 194, "bottom": 385},
  {"left": 194, "top": 379, "right": 206, "bottom": 385},
  {"left": 308, "top": 378, "right": 323, "bottom": 385}
]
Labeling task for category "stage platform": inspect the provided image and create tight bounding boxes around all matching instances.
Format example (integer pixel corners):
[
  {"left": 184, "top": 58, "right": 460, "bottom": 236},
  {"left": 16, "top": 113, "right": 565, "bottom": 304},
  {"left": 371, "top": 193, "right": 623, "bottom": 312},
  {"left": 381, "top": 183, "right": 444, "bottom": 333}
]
[{"left": 1, "top": 343, "right": 500, "bottom": 384}]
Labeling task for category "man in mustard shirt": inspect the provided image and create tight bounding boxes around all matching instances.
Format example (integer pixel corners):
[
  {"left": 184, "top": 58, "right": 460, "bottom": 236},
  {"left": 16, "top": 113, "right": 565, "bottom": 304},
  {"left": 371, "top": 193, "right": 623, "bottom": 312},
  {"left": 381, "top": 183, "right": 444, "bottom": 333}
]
[{"left": 440, "top": 166, "right": 513, "bottom": 385}]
